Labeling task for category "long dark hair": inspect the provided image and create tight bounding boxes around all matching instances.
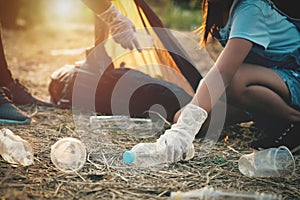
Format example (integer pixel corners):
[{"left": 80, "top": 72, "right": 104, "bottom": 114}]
[{"left": 198, "top": 0, "right": 234, "bottom": 47}]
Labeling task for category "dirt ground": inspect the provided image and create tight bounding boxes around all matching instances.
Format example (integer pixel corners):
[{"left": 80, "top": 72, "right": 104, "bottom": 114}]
[{"left": 0, "top": 23, "right": 299, "bottom": 200}]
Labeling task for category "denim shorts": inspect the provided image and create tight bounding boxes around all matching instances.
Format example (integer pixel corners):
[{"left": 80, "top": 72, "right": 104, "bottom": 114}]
[{"left": 272, "top": 67, "right": 300, "bottom": 111}]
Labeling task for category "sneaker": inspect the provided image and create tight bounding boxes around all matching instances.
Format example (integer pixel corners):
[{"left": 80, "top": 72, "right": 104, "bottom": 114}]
[
  {"left": 5, "top": 79, "right": 53, "bottom": 107},
  {"left": 251, "top": 122, "right": 300, "bottom": 152},
  {"left": 0, "top": 88, "right": 31, "bottom": 124}
]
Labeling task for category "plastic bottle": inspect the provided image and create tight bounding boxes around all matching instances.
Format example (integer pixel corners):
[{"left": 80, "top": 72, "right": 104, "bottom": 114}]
[
  {"left": 122, "top": 104, "right": 207, "bottom": 167},
  {"left": 0, "top": 128, "right": 34, "bottom": 166},
  {"left": 89, "top": 115, "right": 157, "bottom": 137},
  {"left": 170, "top": 187, "right": 282, "bottom": 200},
  {"left": 89, "top": 115, "right": 130, "bottom": 130},
  {"left": 122, "top": 142, "right": 194, "bottom": 168}
]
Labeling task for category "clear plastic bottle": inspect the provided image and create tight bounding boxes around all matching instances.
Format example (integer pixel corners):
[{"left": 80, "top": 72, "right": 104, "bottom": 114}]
[
  {"left": 0, "top": 128, "right": 34, "bottom": 166},
  {"left": 170, "top": 187, "right": 282, "bottom": 200},
  {"left": 122, "top": 142, "right": 194, "bottom": 168},
  {"left": 122, "top": 104, "right": 207, "bottom": 167},
  {"left": 89, "top": 115, "right": 159, "bottom": 138},
  {"left": 89, "top": 115, "right": 130, "bottom": 130}
]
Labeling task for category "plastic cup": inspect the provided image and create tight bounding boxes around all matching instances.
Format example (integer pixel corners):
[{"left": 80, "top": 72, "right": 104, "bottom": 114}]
[
  {"left": 51, "top": 137, "right": 86, "bottom": 173},
  {"left": 238, "top": 146, "right": 295, "bottom": 178}
]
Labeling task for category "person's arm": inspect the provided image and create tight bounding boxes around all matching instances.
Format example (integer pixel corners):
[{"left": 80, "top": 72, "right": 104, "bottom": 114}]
[
  {"left": 174, "top": 38, "right": 253, "bottom": 122},
  {"left": 161, "top": 38, "right": 252, "bottom": 162},
  {"left": 191, "top": 38, "right": 253, "bottom": 112}
]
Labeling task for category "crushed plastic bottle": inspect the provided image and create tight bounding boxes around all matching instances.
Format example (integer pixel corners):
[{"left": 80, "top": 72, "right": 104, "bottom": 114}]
[
  {"left": 123, "top": 142, "right": 194, "bottom": 167},
  {"left": 50, "top": 137, "right": 86, "bottom": 173},
  {"left": 0, "top": 128, "right": 34, "bottom": 166},
  {"left": 123, "top": 104, "right": 207, "bottom": 167},
  {"left": 170, "top": 187, "right": 282, "bottom": 200}
]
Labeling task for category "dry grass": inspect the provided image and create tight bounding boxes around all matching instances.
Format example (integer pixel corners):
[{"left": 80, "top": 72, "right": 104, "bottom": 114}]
[{"left": 0, "top": 24, "right": 299, "bottom": 200}]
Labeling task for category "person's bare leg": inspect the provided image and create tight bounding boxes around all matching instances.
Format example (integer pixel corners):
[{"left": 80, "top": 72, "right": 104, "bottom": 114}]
[
  {"left": 224, "top": 63, "right": 300, "bottom": 150},
  {"left": 195, "top": 63, "right": 299, "bottom": 149},
  {"left": 226, "top": 63, "right": 300, "bottom": 122}
]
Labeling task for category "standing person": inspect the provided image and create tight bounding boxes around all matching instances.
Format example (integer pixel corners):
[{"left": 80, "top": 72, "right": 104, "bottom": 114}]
[
  {"left": 157, "top": 0, "right": 299, "bottom": 161},
  {"left": 0, "top": 24, "right": 53, "bottom": 106},
  {"left": 0, "top": 22, "right": 54, "bottom": 125},
  {"left": 0, "top": 23, "right": 50, "bottom": 124}
]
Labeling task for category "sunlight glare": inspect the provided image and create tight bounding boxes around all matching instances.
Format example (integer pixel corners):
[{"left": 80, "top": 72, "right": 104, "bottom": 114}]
[{"left": 51, "top": 0, "right": 77, "bottom": 19}]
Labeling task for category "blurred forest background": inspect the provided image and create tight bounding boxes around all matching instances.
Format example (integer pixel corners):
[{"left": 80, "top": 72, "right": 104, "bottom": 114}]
[
  {"left": 0, "top": 0, "right": 298, "bottom": 32},
  {"left": 0, "top": 0, "right": 203, "bottom": 31}
]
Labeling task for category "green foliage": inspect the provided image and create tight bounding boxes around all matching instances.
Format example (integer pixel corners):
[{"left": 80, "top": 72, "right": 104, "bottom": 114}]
[
  {"left": 161, "top": 8, "right": 201, "bottom": 30},
  {"left": 146, "top": 0, "right": 173, "bottom": 7},
  {"left": 145, "top": 0, "right": 202, "bottom": 31},
  {"left": 2, "top": 0, "right": 202, "bottom": 30},
  {"left": 173, "top": 0, "right": 202, "bottom": 10}
]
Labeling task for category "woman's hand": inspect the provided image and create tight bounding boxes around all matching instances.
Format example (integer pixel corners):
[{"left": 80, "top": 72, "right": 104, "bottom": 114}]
[
  {"left": 81, "top": 0, "right": 141, "bottom": 51},
  {"left": 158, "top": 104, "right": 208, "bottom": 162},
  {"left": 97, "top": 4, "right": 141, "bottom": 51}
]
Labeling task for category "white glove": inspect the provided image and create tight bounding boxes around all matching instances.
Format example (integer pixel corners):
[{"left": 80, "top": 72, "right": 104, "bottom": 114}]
[
  {"left": 156, "top": 104, "right": 207, "bottom": 162},
  {"left": 97, "top": 4, "right": 141, "bottom": 51}
]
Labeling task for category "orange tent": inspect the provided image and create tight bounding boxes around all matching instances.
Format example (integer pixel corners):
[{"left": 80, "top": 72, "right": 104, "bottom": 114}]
[{"left": 91, "top": 0, "right": 202, "bottom": 95}]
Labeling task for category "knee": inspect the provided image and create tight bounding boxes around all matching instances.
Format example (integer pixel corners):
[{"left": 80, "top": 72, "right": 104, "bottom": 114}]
[{"left": 226, "top": 82, "right": 249, "bottom": 104}]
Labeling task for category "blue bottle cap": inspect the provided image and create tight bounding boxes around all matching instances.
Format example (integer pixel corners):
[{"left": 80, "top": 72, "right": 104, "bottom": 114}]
[{"left": 123, "top": 151, "right": 135, "bottom": 164}]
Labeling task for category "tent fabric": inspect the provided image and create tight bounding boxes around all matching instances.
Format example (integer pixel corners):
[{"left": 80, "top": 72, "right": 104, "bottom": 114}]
[
  {"left": 92, "top": 0, "right": 202, "bottom": 95},
  {"left": 133, "top": 0, "right": 203, "bottom": 91}
]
